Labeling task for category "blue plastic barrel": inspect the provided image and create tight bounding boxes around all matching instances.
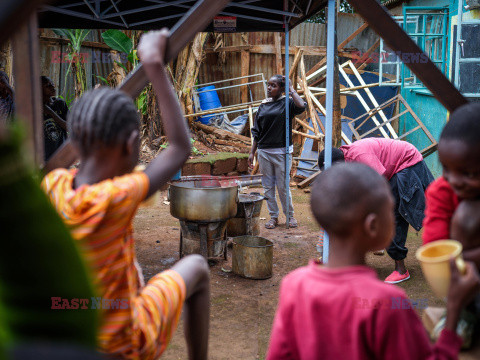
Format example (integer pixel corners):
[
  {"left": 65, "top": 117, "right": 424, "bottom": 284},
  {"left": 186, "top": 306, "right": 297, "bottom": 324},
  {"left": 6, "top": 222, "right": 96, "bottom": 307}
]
[
  {"left": 197, "top": 85, "right": 222, "bottom": 124},
  {"left": 171, "top": 169, "right": 181, "bottom": 181}
]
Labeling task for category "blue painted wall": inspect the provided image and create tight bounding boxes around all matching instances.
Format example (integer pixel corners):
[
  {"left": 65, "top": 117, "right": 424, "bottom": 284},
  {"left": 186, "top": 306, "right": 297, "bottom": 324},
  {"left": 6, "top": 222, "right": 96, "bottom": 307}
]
[{"left": 397, "top": 0, "right": 460, "bottom": 177}]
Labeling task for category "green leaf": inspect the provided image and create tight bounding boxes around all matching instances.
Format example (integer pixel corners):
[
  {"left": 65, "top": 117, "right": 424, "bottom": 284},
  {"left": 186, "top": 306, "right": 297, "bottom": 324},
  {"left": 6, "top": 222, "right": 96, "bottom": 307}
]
[
  {"left": 114, "top": 60, "right": 128, "bottom": 73},
  {"left": 52, "top": 28, "right": 71, "bottom": 40},
  {"left": 95, "top": 75, "right": 109, "bottom": 85},
  {"left": 127, "top": 49, "right": 138, "bottom": 64},
  {"left": 102, "top": 29, "right": 133, "bottom": 54}
]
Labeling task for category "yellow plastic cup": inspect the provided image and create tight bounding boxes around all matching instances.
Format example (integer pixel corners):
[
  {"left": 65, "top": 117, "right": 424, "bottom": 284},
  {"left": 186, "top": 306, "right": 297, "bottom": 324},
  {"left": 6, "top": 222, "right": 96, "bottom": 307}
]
[{"left": 415, "top": 240, "right": 466, "bottom": 299}]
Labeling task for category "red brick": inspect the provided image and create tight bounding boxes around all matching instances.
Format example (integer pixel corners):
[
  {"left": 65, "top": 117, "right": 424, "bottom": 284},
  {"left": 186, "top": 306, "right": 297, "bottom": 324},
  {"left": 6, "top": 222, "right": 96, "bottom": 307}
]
[
  {"left": 236, "top": 158, "right": 248, "bottom": 173},
  {"left": 182, "top": 161, "right": 211, "bottom": 176},
  {"left": 212, "top": 157, "right": 237, "bottom": 175}
]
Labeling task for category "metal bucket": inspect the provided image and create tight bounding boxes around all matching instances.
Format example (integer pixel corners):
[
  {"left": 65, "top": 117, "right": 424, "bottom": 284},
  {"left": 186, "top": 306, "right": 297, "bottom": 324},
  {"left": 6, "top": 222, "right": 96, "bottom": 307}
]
[
  {"left": 232, "top": 236, "right": 273, "bottom": 279},
  {"left": 227, "top": 193, "right": 264, "bottom": 236}
]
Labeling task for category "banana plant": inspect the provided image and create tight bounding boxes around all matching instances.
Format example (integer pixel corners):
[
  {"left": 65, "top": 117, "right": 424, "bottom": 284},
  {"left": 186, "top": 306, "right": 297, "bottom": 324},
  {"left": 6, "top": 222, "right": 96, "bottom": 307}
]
[
  {"left": 101, "top": 29, "right": 138, "bottom": 72},
  {"left": 53, "top": 29, "right": 91, "bottom": 98}
]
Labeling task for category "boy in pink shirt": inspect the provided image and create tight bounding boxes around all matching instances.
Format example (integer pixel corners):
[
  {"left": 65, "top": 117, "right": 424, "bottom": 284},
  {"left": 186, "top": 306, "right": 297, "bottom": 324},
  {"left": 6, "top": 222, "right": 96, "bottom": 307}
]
[
  {"left": 319, "top": 138, "right": 433, "bottom": 283},
  {"left": 267, "top": 163, "right": 479, "bottom": 360}
]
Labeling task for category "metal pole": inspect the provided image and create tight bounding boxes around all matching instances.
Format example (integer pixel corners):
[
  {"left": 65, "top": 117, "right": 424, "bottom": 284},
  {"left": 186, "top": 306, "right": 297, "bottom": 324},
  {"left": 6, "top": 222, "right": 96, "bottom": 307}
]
[
  {"left": 323, "top": 0, "right": 338, "bottom": 264},
  {"left": 285, "top": 20, "right": 291, "bottom": 228},
  {"left": 454, "top": 0, "right": 463, "bottom": 88}
]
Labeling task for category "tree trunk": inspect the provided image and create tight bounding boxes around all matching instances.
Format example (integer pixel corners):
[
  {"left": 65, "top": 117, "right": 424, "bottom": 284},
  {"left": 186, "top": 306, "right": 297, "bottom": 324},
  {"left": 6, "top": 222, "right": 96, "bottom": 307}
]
[{"left": 0, "top": 40, "right": 13, "bottom": 81}]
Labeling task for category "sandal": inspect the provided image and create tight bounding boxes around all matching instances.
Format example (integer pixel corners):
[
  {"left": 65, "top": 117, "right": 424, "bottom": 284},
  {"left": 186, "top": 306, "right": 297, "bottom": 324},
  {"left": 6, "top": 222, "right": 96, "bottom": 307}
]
[
  {"left": 265, "top": 218, "right": 278, "bottom": 229},
  {"left": 289, "top": 217, "right": 298, "bottom": 228}
]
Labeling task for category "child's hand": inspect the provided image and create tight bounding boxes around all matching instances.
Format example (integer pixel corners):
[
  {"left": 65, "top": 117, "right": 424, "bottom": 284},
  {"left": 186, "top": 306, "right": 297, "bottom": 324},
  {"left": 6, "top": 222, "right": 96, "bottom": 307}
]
[
  {"left": 447, "top": 258, "right": 480, "bottom": 309},
  {"left": 137, "top": 29, "right": 169, "bottom": 66}
]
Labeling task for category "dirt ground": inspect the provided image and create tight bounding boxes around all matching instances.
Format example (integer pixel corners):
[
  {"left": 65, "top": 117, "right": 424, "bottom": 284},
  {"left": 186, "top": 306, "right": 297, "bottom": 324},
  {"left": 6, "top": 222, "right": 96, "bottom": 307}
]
[{"left": 133, "top": 187, "right": 443, "bottom": 360}]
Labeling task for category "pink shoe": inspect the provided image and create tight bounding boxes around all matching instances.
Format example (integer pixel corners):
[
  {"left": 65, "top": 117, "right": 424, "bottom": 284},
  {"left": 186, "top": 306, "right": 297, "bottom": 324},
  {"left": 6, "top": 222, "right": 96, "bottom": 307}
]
[{"left": 385, "top": 270, "right": 410, "bottom": 284}]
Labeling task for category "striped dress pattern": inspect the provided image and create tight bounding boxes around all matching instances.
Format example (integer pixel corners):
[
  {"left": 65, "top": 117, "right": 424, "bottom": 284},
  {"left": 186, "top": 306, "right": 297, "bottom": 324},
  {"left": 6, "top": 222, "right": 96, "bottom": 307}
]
[{"left": 42, "top": 169, "right": 186, "bottom": 359}]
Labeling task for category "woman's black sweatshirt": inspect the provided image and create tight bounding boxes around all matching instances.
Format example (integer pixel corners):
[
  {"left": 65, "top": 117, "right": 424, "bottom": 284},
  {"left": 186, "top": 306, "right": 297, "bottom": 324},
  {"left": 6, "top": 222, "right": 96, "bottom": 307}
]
[{"left": 251, "top": 96, "right": 306, "bottom": 149}]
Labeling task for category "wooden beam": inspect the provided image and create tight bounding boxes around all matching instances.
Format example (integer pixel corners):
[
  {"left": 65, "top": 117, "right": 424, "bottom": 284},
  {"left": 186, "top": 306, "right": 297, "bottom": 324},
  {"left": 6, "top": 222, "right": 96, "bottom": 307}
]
[
  {"left": 13, "top": 14, "right": 43, "bottom": 165},
  {"left": 289, "top": 47, "right": 304, "bottom": 90},
  {"left": 39, "top": 35, "right": 111, "bottom": 50},
  {"left": 299, "top": 56, "right": 324, "bottom": 135},
  {"left": 297, "top": 170, "right": 321, "bottom": 189},
  {"left": 296, "top": 118, "right": 315, "bottom": 133},
  {"left": 354, "top": 39, "right": 380, "bottom": 69},
  {"left": 193, "top": 122, "right": 251, "bottom": 144},
  {"left": 305, "top": 57, "right": 327, "bottom": 78},
  {"left": 293, "top": 129, "right": 323, "bottom": 140},
  {"left": 331, "top": 10, "right": 342, "bottom": 149},
  {"left": 337, "top": 22, "right": 368, "bottom": 51},
  {"left": 205, "top": 45, "right": 355, "bottom": 57},
  {"left": 347, "top": 0, "right": 467, "bottom": 112},
  {"left": 274, "top": 33, "right": 283, "bottom": 74},
  {"left": 240, "top": 50, "right": 250, "bottom": 104}
]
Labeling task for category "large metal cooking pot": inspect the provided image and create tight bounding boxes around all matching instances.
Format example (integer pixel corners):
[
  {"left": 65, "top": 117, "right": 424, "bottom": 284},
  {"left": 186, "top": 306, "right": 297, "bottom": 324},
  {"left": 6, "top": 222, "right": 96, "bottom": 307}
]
[{"left": 169, "top": 176, "right": 239, "bottom": 222}]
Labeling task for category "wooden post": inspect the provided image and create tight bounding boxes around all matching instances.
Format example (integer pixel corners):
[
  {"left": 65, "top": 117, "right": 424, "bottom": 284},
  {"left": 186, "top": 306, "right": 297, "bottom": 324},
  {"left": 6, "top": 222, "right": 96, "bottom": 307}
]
[
  {"left": 12, "top": 14, "right": 44, "bottom": 165},
  {"left": 306, "top": 57, "right": 327, "bottom": 78},
  {"left": 289, "top": 47, "right": 303, "bottom": 91},
  {"left": 337, "top": 22, "right": 368, "bottom": 51},
  {"left": 0, "top": 41, "right": 12, "bottom": 78},
  {"left": 328, "top": 4, "right": 342, "bottom": 148},
  {"left": 240, "top": 49, "right": 250, "bottom": 104},
  {"left": 299, "top": 56, "right": 323, "bottom": 135},
  {"left": 274, "top": 32, "right": 283, "bottom": 74}
]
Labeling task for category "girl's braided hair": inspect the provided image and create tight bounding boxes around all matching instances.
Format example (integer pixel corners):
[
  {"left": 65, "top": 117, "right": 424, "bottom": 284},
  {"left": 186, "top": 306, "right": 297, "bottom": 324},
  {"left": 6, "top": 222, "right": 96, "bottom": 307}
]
[{"left": 68, "top": 87, "right": 139, "bottom": 155}]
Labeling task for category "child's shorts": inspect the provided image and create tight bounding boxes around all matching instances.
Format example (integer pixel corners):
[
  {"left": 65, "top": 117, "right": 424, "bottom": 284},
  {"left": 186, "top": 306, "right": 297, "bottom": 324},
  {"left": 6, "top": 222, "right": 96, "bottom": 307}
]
[{"left": 132, "top": 269, "right": 186, "bottom": 359}]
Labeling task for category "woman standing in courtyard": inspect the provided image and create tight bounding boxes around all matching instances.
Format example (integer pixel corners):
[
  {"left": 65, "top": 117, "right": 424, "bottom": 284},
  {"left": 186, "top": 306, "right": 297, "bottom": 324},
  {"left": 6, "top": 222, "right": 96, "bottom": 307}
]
[{"left": 249, "top": 75, "right": 306, "bottom": 229}]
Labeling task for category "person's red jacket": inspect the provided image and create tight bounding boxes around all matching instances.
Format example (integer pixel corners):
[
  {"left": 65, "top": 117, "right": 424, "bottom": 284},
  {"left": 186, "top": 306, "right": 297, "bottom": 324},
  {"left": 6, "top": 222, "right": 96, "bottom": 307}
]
[{"left": 422, "top": 177, "right": 460, "bottom": 244}]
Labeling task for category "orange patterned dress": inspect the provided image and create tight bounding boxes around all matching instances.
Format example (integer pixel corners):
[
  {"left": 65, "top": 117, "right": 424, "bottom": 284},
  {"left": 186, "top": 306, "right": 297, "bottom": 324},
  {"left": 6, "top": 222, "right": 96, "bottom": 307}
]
[{"left": 42, "top": 169, "right": 185, "bottom": 359}]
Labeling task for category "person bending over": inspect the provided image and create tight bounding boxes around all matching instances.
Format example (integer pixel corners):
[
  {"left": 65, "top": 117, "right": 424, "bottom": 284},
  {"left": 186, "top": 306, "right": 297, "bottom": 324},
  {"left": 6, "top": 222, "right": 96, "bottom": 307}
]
[
  {"left": 41, "top": 31, "right": 210, "bottom": 360},
  {"left": 318, "top": 138, "right": 433, "bottom": 284}
]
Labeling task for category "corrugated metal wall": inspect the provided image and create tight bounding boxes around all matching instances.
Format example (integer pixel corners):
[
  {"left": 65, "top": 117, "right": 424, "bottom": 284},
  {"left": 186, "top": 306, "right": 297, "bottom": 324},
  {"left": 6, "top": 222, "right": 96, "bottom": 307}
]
[
  {"left": 39, "top": 29, "right": 114, "bottom": 105},
  {"left": 197, "top": 14, "right": 379, "bottom": 113}
]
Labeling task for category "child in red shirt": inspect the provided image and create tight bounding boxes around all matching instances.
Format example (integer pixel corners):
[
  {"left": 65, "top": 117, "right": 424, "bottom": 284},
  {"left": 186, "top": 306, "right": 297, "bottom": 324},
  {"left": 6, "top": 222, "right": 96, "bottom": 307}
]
[
  {"left": 423, "top": 103, "right": 480, "bottom": 262},
  {"left": 267, "top": 163, "right": 479, "bottom": 360}
]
